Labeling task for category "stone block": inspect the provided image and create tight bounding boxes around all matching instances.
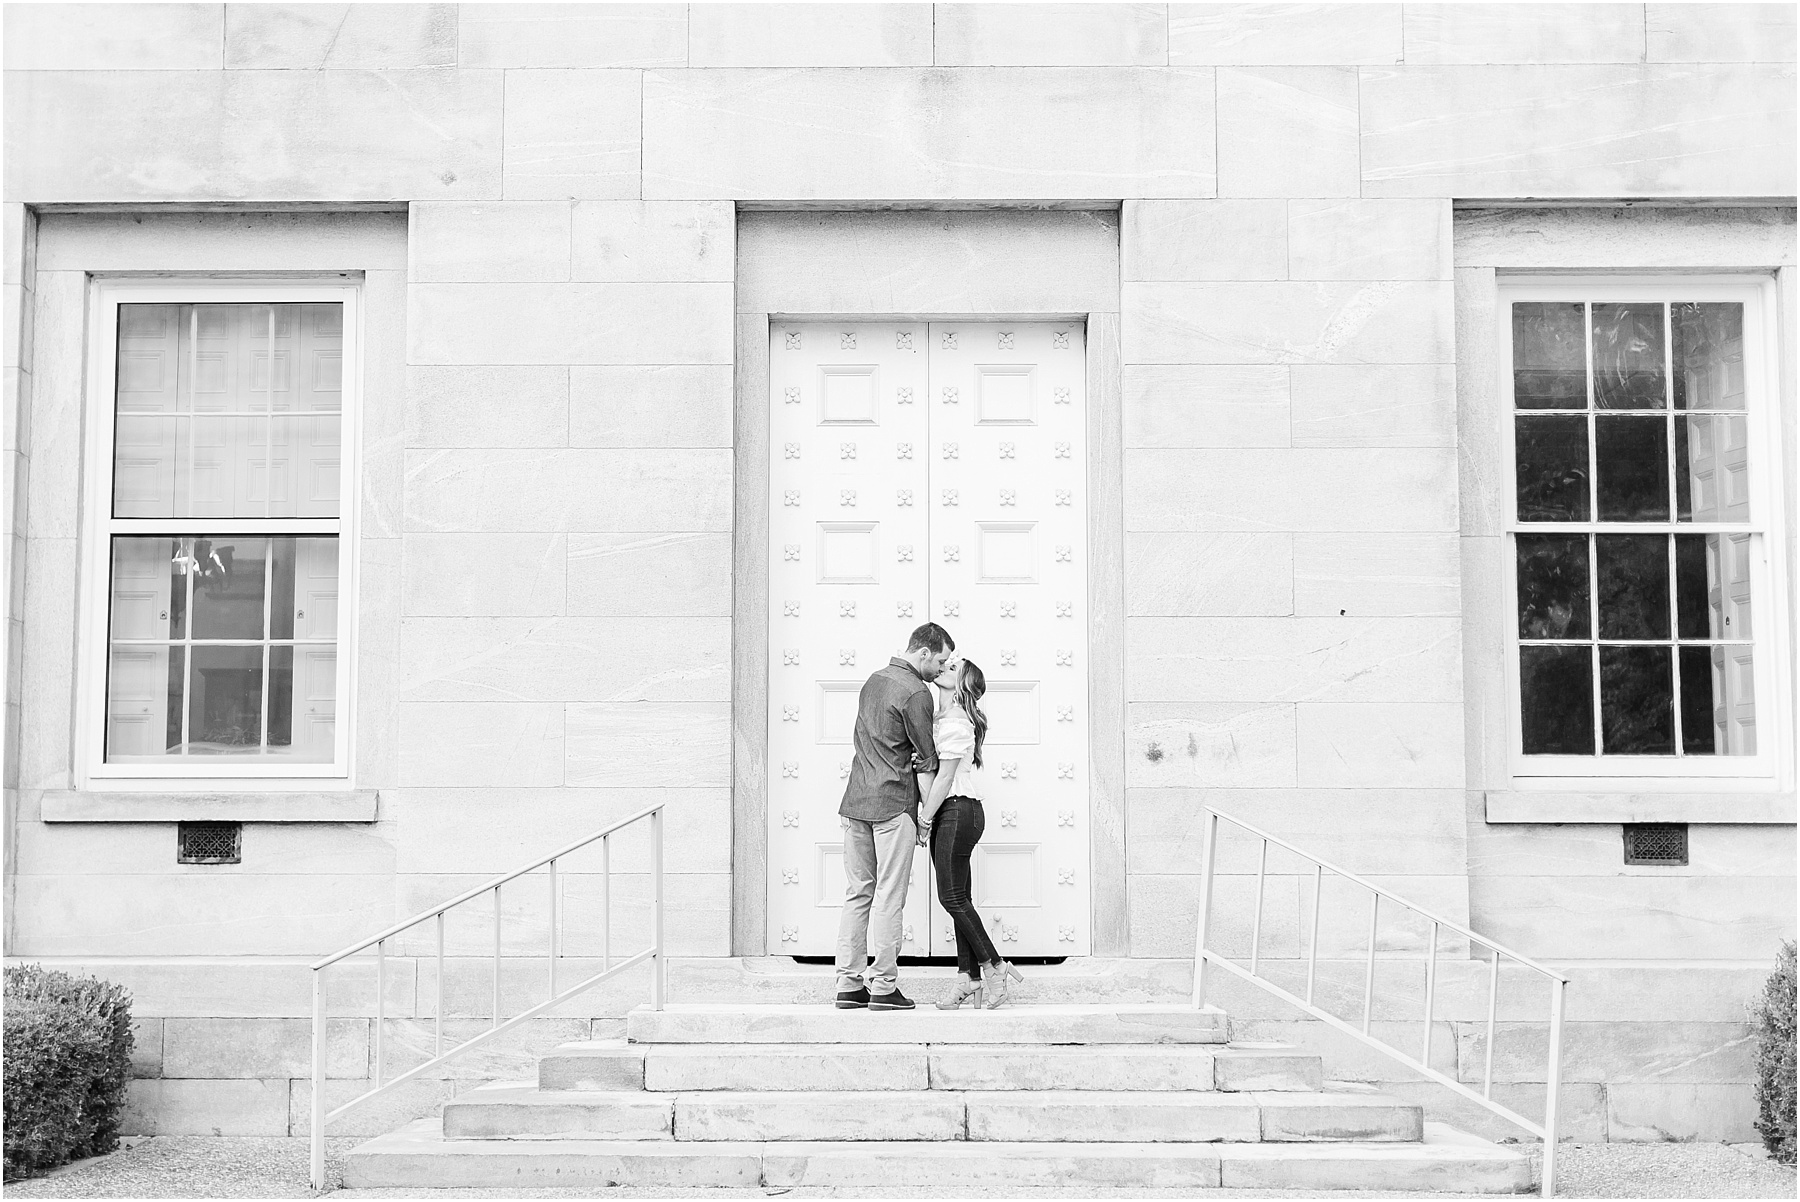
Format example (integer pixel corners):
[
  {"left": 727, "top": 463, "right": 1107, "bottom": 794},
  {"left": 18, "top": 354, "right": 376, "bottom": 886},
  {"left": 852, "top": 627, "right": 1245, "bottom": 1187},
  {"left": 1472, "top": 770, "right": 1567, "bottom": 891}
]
[
  {"left": 383, "top": 787, "right": 729, "bottom": 875},
  {"left": 409, "top": 202, "right": 571, "bottom": 282},
  {"left": 1125, "top": 703, "right": 1299, "bottom": 789},
  {"left": 1308, "top": 873, "right": 1473, "bottom": 956},
  {"left": 1128, "top": 873, "right": 1304, "bottom": 960},
  {"left": 1128, "top": 616, "right": 1464, "bottom": 703},
  {"left": 445, "top": 1083, "right": 672, "bottom": 1139},
  {"left": 362, "top": 269, "right": 409, "bottom": 539},
  {"left": 678, "top": 1090, "right": 963, "bottom": 1141},
  {"left": 688, "top": 3, "right": 931, "bottom": 67},
  {"left": 16, "top": 538, "right": 74, "bottom": 788},
  {"left": 1469, "top": 822, "right": 1795, "bottom": 878},
  {"left": 4, "top": 3, "right": 224, "bottom": 69},
  {"left": 1225, "top": 1019, "right": 1462, "bottom": 1080},
  {"left": 123, "top": 1078, "right": 289, "bottom": 1136},
  {"left": 1296, "top": 703, "right": 1466, "bottom": 789},
  {"left": 1470, "top": 874, "right": 1796, "bottom": 960},
  {"left": 5, "top": 69, "right": 503, "bottom": 203},
  {"left": 570, "top": 202, "right": 734, "bottom": 282},
  {"left": 400, "top": 617, "right": 729, "bottom": 703},
  {"left": 458, "top": 4, "right": 687, "bottom": 67},
  {"left": 1459, "top": 1021, "right": 1756, "bottom": 1086},
  {"left": 1377, "top": 1078, "right": 1607, "bottom": 1142},
  {"left": 628, "top": 1003, "right": 1229, "bottom": 1045},
  {"left": 1287, "top": 200, "right": 1451, "bottom": 282},
  {"left": 33, "top": 210, "right": 409, "bottom": 273},
  {"left": 1168, "top": 4, "right": 1402, "bottom": 66},
  {"left": 567, "top": 533, "right": 733, "bottom": 615},
  {"left": 1454, "top": 206, "right": 1798, "bottom": 270},
  {"left": 1126, "top": 533, "right": 1295, "bottom": 616},
  {"left": 401, "top": 533, "right": 567, "bottom": 616},
  {"left": 130, "top": 1018, "right": 163, "bottom": 1078},
  {"left": 930, "top": 1045, "right": 1219, "bottom": 1091},
  {"left": 292, "top": 1076, "right": 464, "bottom": 1138},
  {"left": 397, "top": 701, "right": 565, "bottom": 787},
  {"left": 934, "top": 3, "right": 1169, "bottom": 66},
  {"left": 162, "top": 1017, "right": 367, "bottom": 1080},
  {"left": 355, "top": 537, "right": 403, "bottom": 788},
  {"left": 1124, "top": 281, "right": 1454, "bottom": 365},
  {"left": 565, "top": 702, "right": 732, "bottom": 787},
  {"left": 1125, "top": 449, "right": 1458, "bottom": 532},
  {"left": 647, "top": 1044, "right": 929, "bottom": 1091},
  {"left": 24, "top": 273, "right": 85, "bottom": 538},
  {"left": 410, "top": 282, "right": 733, "bottom": 365},
  {"left": 1452, "top": 267, "right": 1503, "bottom": 542},
  {"left": 1122, "top": 365, "right": 1290, "bottom": 449},
  {"left": 736, "top": 209, "right": 1121, "bottom": 315},
  {"left": 1289, "top": 364, "right": 1456, "bottom": 449},
  {"left": 1217, "top": 68, "right": 1359, "bottom": 198},
  {"left": 1216, "top": 1126, "right": 1529, "bottom": 1192},
  {"left": 380, "top": 1018, "right": 593, "bottom": 1081},
  {"left": 1647, "top": 3, "right": 1796, "bottom": 62},
  {"left": 502, "top": 69, "right": 641, "bottom": 200},
  {"left": 404, "top": 449, "right": 733, "bottom": 533},
  {"left": 541, "top": 1039, "right": 646, "bottom": 1090},
  {"left": 1211, "top": 1046, "right": 1322, "bottom": 1091},
  {"left": 13, "top": 958, "right": 413, "bottom": 1020},
  {"left": 404, "top": 365, "right": 569, "bottom": 449},
  {"left": 1256, "top": 1091, "right": 1421, "bottom": 1141},
  {"left": 225, "top": 4, "right": 458, "bottom": 68},
  {"left": 1293, "top": 533, "right": 1461, "bottom": 617},
  {"left": 568, "top": 365, "right": 732, "bottom": 448},
  {"left": 642, "top": 67, "right": 1215, "bottom": 200},
  {"left": 1361, "top": 64, "right": 1796, "bottom": 198},
  {"left": 1606, "top": 1082, "right": 1760, "bottom": 1142},
  {"left": 1401, "top": 4, "right": 1645, "bottom": 64},
  {"left": 969, "top": 1091, "right": 1260, "bottom": 1142},
  {"left": 1123, "top": 200, "right": 1287, "bottom": 282}
]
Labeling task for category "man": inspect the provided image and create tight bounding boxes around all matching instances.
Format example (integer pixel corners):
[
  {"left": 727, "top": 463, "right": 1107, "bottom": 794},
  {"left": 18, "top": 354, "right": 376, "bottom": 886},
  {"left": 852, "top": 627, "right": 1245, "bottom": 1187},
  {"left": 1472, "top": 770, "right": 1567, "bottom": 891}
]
[{"left": 834, "top": 623, "right": 954, "bottom": 1011}]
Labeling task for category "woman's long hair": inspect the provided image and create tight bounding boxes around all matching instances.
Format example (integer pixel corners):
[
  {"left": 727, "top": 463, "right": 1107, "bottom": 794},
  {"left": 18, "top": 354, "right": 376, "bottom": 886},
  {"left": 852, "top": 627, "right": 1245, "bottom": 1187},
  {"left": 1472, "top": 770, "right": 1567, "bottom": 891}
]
[{"left": 957, "top": 659, "right": 988, "bottom": 769}]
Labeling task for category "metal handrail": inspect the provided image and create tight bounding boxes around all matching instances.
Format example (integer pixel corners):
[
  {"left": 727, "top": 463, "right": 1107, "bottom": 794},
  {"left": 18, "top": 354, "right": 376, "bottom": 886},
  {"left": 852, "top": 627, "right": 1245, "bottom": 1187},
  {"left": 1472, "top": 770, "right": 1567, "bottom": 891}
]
[
  {"left": 308, "top": 802, "right": 666, "bottom": 1190},
  {"left": 1191, "top": 807, "right": 1567, "bottom": 1199}
]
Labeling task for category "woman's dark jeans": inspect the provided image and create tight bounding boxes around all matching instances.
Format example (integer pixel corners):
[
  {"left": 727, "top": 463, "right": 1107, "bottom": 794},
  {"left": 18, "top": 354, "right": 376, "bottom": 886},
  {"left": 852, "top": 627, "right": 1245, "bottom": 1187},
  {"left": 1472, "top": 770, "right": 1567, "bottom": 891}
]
[{"left": 930, "top": 796, "right": 1001, "bottom": 979}]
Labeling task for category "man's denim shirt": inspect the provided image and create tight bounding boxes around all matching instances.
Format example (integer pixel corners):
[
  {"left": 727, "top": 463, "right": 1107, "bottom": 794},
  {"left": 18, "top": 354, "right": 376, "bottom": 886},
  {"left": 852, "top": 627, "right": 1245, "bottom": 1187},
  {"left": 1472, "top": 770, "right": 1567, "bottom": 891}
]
[{"left": 838, "top": 657, "right": 940, "bottom": 824}]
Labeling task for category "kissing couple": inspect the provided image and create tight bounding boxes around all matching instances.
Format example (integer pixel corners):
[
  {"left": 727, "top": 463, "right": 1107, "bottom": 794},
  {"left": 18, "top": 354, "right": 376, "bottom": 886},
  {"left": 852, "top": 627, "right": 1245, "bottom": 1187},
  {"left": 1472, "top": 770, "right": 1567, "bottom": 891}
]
[{"left": 832, "top": 622, "right": 1025, "bottom": 1012}]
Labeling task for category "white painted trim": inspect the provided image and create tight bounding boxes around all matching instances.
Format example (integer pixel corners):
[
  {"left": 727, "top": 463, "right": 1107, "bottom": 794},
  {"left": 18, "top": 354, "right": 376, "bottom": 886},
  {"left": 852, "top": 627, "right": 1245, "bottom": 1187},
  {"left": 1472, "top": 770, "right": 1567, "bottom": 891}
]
[
  {"left": 75, "top": 278, "right": 363, "bottom": 791},
  {"left": 1496, "top": 275, "right": 1792, "bottom": 792}
]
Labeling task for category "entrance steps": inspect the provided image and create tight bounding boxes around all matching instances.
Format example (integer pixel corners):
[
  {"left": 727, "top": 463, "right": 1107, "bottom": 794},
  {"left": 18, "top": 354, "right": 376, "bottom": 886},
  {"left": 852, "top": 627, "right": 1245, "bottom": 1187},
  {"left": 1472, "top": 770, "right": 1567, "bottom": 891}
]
[{"left": 344, "top": 1003, "right": 1533, "bottom": 1192}]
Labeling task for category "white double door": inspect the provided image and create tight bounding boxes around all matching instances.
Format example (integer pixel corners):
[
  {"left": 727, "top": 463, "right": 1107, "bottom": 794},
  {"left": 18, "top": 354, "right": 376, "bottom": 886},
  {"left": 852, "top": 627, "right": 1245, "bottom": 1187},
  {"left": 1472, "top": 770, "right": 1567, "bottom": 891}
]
[{"left": 767, "top": 321, "right": 1090, "bottom": 958}]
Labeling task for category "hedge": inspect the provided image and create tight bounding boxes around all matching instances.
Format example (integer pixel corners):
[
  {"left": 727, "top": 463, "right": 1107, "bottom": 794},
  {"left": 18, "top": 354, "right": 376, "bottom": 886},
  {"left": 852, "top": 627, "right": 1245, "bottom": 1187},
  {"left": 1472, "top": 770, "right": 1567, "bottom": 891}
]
[
  {"left": 3, "top": 965, "right": 135, "bottom": 1179},
  {"left": 1754, "top": 941, "right": 1796, "bottom": 1165}
]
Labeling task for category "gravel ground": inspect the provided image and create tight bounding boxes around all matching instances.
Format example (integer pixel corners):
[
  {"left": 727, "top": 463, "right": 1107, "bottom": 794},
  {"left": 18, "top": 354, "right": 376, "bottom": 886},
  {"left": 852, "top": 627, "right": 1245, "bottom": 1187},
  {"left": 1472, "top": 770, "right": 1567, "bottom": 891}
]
[{"left": 3, "top": 1137, "right": 1792, "bottom": 1199}]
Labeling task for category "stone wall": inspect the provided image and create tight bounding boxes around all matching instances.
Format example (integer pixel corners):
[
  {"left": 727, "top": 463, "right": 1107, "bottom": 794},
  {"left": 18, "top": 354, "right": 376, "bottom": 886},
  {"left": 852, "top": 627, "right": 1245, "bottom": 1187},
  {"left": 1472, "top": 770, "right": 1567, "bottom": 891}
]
[{"left": 2, "top": 1, "right": 1795, "bottom": 1141}]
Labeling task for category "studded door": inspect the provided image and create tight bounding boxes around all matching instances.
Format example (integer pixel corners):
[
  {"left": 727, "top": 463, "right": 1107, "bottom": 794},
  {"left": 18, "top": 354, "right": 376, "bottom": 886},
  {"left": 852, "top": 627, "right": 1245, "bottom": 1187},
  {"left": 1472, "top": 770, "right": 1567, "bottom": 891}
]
[{"left": 769, "top": 321, "right": 1090, "bottom": 958}]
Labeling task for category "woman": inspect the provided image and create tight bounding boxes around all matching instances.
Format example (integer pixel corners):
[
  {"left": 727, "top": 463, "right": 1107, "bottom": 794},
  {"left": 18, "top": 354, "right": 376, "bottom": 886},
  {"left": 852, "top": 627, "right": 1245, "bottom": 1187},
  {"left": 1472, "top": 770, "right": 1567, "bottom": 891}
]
[{"left": 918, "top": 655, "right": 1025, "bottom": 1010}]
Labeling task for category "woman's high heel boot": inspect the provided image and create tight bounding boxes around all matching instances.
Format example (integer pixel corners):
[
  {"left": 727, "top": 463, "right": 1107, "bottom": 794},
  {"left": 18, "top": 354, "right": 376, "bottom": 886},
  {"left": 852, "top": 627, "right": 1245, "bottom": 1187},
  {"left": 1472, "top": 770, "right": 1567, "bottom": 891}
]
[
  {"left": 936, "top": 974, "right": 982, "bottom": 1010},
  {"left": 983, "top": 961, "right": 1024, "bottom": 1009}
]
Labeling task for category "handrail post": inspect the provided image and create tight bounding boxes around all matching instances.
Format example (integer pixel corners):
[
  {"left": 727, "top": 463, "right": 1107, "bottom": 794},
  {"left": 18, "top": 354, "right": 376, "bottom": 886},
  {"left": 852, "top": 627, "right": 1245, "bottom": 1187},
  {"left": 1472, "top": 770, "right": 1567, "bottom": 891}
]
[
  {"left": 1421, "top": 921, "right": 1438, "bottom": 1066},
  {"left": 434, "top": 912, "right": 444, "bottom": 1059},
  {"left": 1305, "top": 863, "right": 1323, "bottom": 1005},
  {"left": 1542, "top": 977, "right": 1567, "bottom": 1198},
  {"left": 651, "top": 806, "right": 666, "bottom": 1009},
  {"left": 374, "top": 939, "right": 385, "bottom": 1087},
  {"left": 1362, "top": 893, "right": 1379, "bottom": 1033},
  {"left": 602, "top": 834, "right": 612, "bottom": 974},
  {"left": 309, "top": 969, "right": 325, "bottom": 1191},
  {"left": 1484, "top": 953, "right": 1500, "bottom": 1099},
  {"left": 1249, "top": 839, "right": 1267, "bottom": 975},
  {"left": 1190, "top": 810, "right": 1220, "bottom": 1007},
  {"left": 492, "top": 884, "right": 502, "bottom": 1029},
  {"left": 549, "top": 858, "right": 559, "bottom": 1000}
]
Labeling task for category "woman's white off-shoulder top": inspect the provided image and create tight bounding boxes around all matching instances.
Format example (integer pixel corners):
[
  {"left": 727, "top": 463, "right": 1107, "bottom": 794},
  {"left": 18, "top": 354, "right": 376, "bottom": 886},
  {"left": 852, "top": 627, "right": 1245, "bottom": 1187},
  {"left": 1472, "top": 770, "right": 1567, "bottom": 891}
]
[{"left": 933, "top": 703, "right": 985, "bottom": 802}]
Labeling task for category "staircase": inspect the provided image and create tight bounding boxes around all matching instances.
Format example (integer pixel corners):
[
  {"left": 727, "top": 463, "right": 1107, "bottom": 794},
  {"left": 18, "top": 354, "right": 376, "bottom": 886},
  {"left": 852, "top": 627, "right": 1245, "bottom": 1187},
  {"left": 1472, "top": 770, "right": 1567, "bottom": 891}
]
[{"left": 343, "top": 1001, "right": 1533, "bottom": 1192}]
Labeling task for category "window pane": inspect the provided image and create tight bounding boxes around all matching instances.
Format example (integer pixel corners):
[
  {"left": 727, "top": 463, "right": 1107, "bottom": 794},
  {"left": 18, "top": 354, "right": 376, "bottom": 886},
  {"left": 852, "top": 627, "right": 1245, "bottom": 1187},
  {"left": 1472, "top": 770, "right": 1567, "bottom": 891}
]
[
  {"left": 272, "top": 415, "right": 343, "bottom": 518},
  {"left": 1594, "top": 415, "right": 1669, "bottom": 521},
  {"left": 112, "top": 415, "right": 182, "bottom": 517},
  {"left": 1596, "top": 534, "right": 1670, "bottom": 640},
  {"left": 1515, "top": 415, "right": 1590, "bottom": 521},
  {"left": 106, "top": 644, "right": 183, "bottom": 758},
  {"left": 110, "top": 537, "right": 186, "bottom": 640},
  {"left": 1680, "top": 644, "right": 1757, "bottom": 756},
  {"left": 189, "top": 303, "right": 276, "bottom": 414},
  {"left": 269, "top": 645, "right": 338, "bottom": 762},
  {"left": 269, "top": 537, "right": 339, "bottom": 641},
  {"left": 1512, "top": 302, "right": 1587, "bottom": 409},
  {"left": 1516, "top": 535, "right": 1590, "bottom": 639},
  {"left": 186, "top": 645, "right": 264, "bottom": 752},
  {"left": 1672, "top": 302, "right": 1745, "bottom": 411},
  {"left": 1591, "top": 302, "right": 1666, "bottom": 410},
  {"left": 1674, "top": 414, "right": 1750, "bottom": 522},
  {"left": 1673, "top": 534, "right": 1751, "bottom": 643},
  {"left": 188, "top": 537, "right": 267, "bottom": 640},
  {"left": 1599, "top": 645, "right": 1674, "bottom": 755},
  {"left": 1520, "top": 645, "right": 1595, "bottom": 754},
  {"left": 291, "top": 304, "right": 344, "bottom": 413},
  {"left": 116, "top": 304, "right": 186, "bottom": 414}
]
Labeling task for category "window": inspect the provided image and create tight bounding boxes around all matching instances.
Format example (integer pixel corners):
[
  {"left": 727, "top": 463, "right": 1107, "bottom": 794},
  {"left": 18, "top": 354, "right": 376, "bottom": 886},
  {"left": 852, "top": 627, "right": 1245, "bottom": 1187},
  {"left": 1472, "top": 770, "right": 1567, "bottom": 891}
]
[
  {"left": 81, "top": 282, "right": 359, "bottom": 782},
  {"left": 1501, "top": 279, "right": 1786, "bottom": 781}
]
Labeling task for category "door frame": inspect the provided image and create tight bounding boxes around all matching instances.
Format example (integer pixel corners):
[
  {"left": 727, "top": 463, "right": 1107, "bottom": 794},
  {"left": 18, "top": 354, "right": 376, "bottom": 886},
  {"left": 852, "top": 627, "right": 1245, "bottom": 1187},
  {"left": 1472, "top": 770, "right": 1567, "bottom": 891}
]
[{"left": 732, "top": 310, "right": 1128, "bottom": 957}]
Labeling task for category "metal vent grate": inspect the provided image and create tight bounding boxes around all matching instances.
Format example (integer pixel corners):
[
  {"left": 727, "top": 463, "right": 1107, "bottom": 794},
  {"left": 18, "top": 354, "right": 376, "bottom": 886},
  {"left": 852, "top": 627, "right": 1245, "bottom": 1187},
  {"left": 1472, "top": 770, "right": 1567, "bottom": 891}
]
[
  {"left": 178, "top": 822, "right": 242, "bottom": 865},
  {"left": 1623, "top": 823, "right": 1687, "bottom": 866}
]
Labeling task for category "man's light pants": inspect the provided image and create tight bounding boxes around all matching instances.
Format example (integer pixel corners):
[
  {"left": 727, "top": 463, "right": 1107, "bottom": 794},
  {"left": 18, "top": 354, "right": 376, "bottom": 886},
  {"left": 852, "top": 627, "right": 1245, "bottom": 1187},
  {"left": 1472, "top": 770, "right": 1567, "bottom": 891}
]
[{"left": 835, "top": 812, "right": 916, "bottom": 995}]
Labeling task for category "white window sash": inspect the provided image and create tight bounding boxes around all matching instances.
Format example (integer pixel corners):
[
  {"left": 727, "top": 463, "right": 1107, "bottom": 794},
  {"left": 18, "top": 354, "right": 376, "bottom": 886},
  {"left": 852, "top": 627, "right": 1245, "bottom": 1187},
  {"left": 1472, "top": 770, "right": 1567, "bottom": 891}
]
[
  {"left": 1497, "top": 276, "right": 1790, "bottom": 788},
  {"left": 76, "top": 279, "right": 362, "bottom": 789}
]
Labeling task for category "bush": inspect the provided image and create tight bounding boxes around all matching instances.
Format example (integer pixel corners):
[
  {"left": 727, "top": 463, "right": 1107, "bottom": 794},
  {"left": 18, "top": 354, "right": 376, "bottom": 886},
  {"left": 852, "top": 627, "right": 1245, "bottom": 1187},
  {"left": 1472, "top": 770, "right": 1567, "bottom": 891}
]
[
  {"left": 3, "top": 965, "right": 135, "bottom": 1179},
  {"left": 1754, "top": 941, "right": 1797, "bottom": 1164}
]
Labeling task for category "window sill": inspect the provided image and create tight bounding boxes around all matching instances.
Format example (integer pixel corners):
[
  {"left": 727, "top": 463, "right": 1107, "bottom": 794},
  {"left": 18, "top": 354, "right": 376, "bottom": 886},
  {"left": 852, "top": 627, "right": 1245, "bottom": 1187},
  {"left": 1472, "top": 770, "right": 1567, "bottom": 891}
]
[
  {"left": 41, "top": 790, "right": 380, "bottom": 824},
  {"left": 1485, "top": 790, "right": 1794, "bottom": 824}
]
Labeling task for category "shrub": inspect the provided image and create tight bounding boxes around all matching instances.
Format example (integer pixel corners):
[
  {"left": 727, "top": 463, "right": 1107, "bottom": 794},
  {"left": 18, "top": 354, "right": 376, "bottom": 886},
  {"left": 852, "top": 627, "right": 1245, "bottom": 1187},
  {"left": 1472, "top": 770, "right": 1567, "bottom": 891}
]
[
  {"left": 3, "top": 965, "right": 135, "bottom": 1179},
  {"left": 1754, "top": 941, "right": 1797, "bottom": 1165}
]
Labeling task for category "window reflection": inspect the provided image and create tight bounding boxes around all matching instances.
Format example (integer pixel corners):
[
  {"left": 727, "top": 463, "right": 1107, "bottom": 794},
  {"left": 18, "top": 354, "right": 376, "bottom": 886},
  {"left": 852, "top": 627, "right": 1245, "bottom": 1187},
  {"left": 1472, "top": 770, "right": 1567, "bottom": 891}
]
[
  {"left": 1591, "top": 303, "right": 1666, "bottom": 410},
  {"left": 1512, "top": 302, "right": 1587, "bottom": 409},
  {"left": 1515, "top": 416, "right": 1589, "bottom": 521}
]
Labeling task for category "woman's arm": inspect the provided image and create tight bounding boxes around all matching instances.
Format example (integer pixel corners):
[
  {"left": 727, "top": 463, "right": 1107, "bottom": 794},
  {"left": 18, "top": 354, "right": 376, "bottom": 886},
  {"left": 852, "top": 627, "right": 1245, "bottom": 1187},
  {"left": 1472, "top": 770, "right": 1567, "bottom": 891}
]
[{"left": 919, "top": 757, "right": 961, "bottom": 829}]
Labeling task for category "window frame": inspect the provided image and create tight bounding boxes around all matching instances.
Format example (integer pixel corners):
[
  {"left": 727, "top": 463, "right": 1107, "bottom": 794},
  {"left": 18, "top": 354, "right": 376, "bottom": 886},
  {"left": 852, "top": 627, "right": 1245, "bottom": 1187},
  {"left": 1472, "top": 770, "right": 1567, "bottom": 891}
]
[
  {"left": 75, "top": 278, "right": 362, "bottom": 788},
  {"left": 1498, "top": 274, "right": 1790, "bottom": 789}
]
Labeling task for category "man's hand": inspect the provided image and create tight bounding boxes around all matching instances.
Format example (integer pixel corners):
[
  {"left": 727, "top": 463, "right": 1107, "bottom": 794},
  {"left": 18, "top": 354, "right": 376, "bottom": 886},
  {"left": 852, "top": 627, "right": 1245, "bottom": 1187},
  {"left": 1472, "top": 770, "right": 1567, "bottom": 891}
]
[
  {"left": 917, "top": 820, "right": 930, "bottom": 848},
  {"left": 907, "top": 751, "right": 927, "bottom": 773}
]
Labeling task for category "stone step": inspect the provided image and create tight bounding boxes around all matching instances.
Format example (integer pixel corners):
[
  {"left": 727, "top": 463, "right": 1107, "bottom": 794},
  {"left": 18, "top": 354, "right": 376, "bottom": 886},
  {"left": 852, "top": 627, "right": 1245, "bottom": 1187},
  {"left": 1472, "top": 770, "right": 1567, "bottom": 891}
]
[
  {"left": 348, "top": 1119, "right": 1531, "bottom": 1192},
  {"left": 645, "top": 1043, "right": 930, "bottom": 1092},
  {"left": 443, "top": 1083, "right": 1421, "bottom": 1144},
  {"left": 625, "top": 1002, "right": 1227, "bottom": 1045}
]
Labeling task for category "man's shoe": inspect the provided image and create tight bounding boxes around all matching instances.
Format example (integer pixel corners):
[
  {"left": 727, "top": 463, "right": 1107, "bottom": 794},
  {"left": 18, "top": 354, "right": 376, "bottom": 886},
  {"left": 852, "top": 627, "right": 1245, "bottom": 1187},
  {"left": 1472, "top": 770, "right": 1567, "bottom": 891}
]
[
  {"left": 835, "top": 987, "right": 870, "bottom": 1009},
  {"left": 868, "top": 988, "right": 916, "bottom": 1011}
]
